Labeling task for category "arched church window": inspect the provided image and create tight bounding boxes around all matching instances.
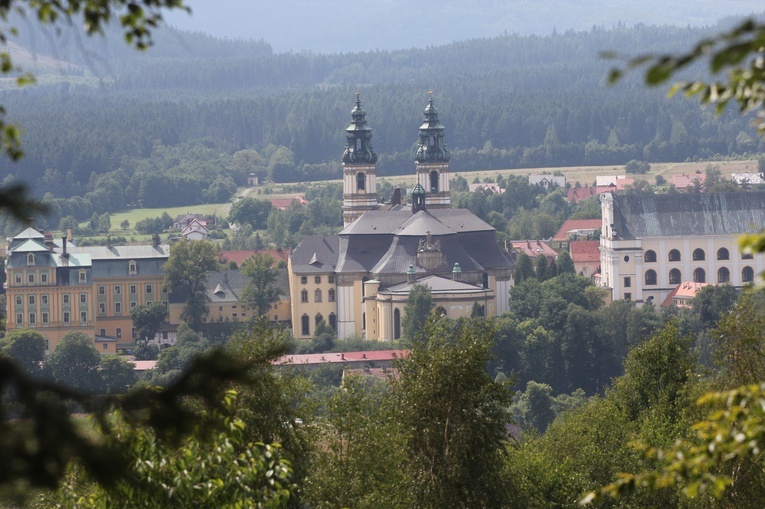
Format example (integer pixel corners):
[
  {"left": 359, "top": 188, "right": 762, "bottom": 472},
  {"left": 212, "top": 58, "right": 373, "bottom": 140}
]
[
  {"left": 693, "top": 248, "right": 705, "bottom": 261},
  {"left": 329, "top": 313, "right": 336, "bottom": 330},
  {"left": 743, "top": 266, "right": 754, "bottom": 283},
  {"left": 717, "top": 248, "right": 729, "bottom": 260},
  {"left": 669, "top": 268, "right": 681, "bottom": 285},
  {"left": 645, "top": 269, "right": 657, "bottom": 285},
  {"left": 430, "top": 170, "right": 439, "bottom": 192},
  {"left": 315, "top": 313, "right": 323, "bottom": 326},
  {"left": 693, "top": 268, "right": 706, "bottom": 283},
  {"left": 669, "top": 249, "right": 681, "bottom": 262},
  {"left": 644, "top": 250, "right": 656, "bottom": 262},
  {"left": 394, "top": 309, "right": 401, "bottom": 340},
  {"left": 717, "top": 267, "right": 730, "bottom": 283},
  {"left": 301, "top": 315, "right": 309, "bottom": 336},
  {"left": 357, "top": 172, "right": 365, "bottom": 191}
]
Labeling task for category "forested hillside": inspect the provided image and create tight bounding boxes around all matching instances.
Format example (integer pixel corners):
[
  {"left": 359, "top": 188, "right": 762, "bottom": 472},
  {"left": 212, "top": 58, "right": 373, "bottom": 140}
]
[{"left": 0, "top": 18, "right": 762, "bottom": 231}]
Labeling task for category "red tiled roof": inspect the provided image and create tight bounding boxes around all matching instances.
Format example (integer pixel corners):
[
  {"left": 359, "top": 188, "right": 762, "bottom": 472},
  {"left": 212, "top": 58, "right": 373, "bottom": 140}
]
[
  {"left": 220, "top": 249, "right": 290, "bottom": 267},
  {"left": 274, "top": 349, "right": 409, "bottom": 366},
  {"left": 510, "top": 240, "right": 558, "bottom": 259},
  {"left": 567, "top": 187, "right": 597, "bottom": 202},
  {"left": 552, "top": 219, "right": 602, "bottom": 242},
  {"left": 672, "top": 173, "right": 706, "bottom": 189},
  {"left": 570, "top": 240, "right": 601, "bottom": 263},
  {"left": 661, "top": 281, "right": 708, "bottom": 307},
  {"left": 132, "top": 360, "right": 157, "bottom": 371},
  {"left": 269, "top": 196, "right": 308, "bottom": 210}
]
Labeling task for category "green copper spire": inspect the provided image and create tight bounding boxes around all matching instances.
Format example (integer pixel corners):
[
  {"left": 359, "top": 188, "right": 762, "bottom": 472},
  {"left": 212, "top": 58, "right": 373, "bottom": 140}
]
[
  {"left": 342, "top": 92, "right": 378, "bottom": 165},
  {"left": 415, "top": 91, "right": 451, "bottom": 163}
]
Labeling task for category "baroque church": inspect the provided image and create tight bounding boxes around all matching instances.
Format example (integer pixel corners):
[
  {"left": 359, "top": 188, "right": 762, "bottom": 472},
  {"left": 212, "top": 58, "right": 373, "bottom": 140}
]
[{"left": 288, "top": 94, "right": 515, "bottom": 340}]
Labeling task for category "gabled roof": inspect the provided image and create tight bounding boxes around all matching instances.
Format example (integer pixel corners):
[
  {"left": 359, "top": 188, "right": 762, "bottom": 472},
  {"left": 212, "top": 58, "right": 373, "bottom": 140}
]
[
  {"left": 613, "top": 192, "right": 765, "bottom": 239},
  {"left": 672, "top": 173, "right": 706, "bottom": 189},
  {"left": 552, "top": 219, "right": 602, "bottom": 242},
  {"left": 12, "top": 227, "right": 44, "bottom": 240},
  {"left": 13, "top": 239, "right": 51, "bottom": 252}
]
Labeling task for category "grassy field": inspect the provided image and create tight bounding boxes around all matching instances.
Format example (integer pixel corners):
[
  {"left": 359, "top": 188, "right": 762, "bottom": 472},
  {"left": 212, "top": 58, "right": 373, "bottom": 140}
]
[{"left": 378, "top": 159, "right": 760, "bottom": 189}]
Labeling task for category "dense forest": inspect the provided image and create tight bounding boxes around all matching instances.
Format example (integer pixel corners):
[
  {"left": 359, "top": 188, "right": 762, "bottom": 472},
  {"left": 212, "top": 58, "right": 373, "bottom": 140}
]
[{"left": 0, "top": 18, "right": 762, "bottom": 230}]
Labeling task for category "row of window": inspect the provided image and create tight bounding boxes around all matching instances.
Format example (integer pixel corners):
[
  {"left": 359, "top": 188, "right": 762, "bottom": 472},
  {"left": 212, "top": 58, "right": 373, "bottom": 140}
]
[
  {"left": 300, "top": 288, "right": 336, "bottom": 303},
  {"left": 16, "top": 311, "right": 87, "bottom": 326},
  {"left": 15, "top": 293, "right": 87, "bottom": 307},
  {"left": 634, "top": 266, "right": 754, "bottom": 286},
  {"left": 300, "top": 312, "right": 337, "bottom": 335},
  {"left": 643, "top": 248, "right": 753, "bottom": 263},
  {"left": 15, "top": 270, "right": 88, "bottom": 285},
  {"left": 300, "top": 275, "right": 336, "bottom": 285},
  {"left": 98, "top": 283, "right": 156, "bottom": 295}
]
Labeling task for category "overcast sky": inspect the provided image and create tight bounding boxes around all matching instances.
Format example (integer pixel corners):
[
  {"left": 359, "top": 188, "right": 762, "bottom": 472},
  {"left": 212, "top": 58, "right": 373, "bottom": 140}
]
[{"left": 163, "top": 1, "right": 764, "bottom": 54}]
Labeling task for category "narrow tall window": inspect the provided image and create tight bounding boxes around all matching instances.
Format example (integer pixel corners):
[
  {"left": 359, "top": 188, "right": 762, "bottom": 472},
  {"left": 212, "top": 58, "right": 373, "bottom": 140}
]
[
  {"left": 301, "top": 315, "right": 309, "bottom": 336},
  {"left": 394, "top": 308, "right": 401, "bottom": 340},
  {"left": 430, "top": 170, "right": 439, "bottom": 192},
  {"left": 357, "top": 172, "right": 366, "bottom": 191}
]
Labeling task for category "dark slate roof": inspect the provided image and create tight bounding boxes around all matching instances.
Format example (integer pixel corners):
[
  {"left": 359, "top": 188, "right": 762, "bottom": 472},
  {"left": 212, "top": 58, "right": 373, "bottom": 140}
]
[
  {"left": 204, "top": 270, "right": 248, "bottom": 304},
  {"left": 613, "top": 192, "right": 765, "bottom": 239},
  {"left": 340, "top": 209, "right": 494, "bottom": 236},
  {"left": 70, "top": 244, "right": 170, "bottom": 259},
  {"left": 90, "top": 258, "right": 164, "bottom": 278},
  {"left": 289, "top": 235, "right": 340, "bottom": 273}
]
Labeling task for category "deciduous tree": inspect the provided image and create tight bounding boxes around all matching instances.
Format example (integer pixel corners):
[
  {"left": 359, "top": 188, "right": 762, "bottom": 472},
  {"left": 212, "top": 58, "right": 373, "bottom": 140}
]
[
  {"left": 162, "top": 240, "right": 219, "bottom": 328},
  {"left": 0, "top": 328, "right": 46, "bottom": 376},
  {"left": 48, "top": 331, "right": 103, "bottom": 393},
  {"left": 241, "top": 253, "right": 281, "bottom": 317},
  {"left": 130, "top": 302, "right": 168, "bottom": 347},
  {"left": 401, "top": 283, "right": 433, "bottom": 344}
]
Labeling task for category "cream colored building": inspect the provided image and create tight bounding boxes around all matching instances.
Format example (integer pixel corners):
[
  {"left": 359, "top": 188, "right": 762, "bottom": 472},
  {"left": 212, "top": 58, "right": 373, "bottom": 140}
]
[
  {"left": 600, "top": 192, "right": 765, "bottom": 303},
  {"left": 289, "top": 94, "right": 514, "bottom": 340}
]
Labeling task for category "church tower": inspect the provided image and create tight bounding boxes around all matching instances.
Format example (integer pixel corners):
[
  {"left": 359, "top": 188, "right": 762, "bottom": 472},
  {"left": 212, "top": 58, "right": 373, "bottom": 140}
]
[
  {"left": 415, "top": 92, "right": 451, "bottom": 209},
  {"left": 342, "top": 93, "right": 379, "bottom": 226}
]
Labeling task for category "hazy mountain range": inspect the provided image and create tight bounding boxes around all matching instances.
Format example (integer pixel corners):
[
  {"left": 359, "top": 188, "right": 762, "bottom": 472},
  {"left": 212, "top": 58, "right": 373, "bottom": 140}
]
[{"left": 164, "top": 0, "right": 763, "bottom": 53}]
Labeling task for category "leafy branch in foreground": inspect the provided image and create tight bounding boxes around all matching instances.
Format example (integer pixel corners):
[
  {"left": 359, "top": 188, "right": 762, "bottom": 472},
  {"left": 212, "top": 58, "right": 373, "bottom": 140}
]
[
  {"left": 0, "top": 348, "right": 251, "bottom": 496},
  {"left": 580, "top": 382, "right": 765, "bottom": 505},
  {"left": 49, "top": 391, "right": 293, "bottom": 509},
  {"left": 603, "top": 18, "right": 765, "bottom": 133}
]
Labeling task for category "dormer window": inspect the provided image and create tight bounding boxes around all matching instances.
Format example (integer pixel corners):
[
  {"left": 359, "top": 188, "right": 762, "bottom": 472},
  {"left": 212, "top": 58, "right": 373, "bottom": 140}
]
[
  {"left": 129, "top": 261, "right": 137, "bottom": 275},
  {"left": 26, "top": 253, "right": 35, "bottom": 266},
  {"left": 78, "top": 270, "right": 87, "bottom": 283}
]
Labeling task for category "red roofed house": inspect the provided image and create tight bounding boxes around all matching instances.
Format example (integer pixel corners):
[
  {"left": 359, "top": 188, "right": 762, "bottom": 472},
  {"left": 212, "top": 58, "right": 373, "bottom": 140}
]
[
  {"left": 508, "top": 240, "right": 558, "bottom": 264},
  {"left": 181, "top": 218, "right": 208, "bottom": 240},
  {"left": 672, "top": 173, "right": 706, "bottom": 191},
  {"left": 661, "top": 281, "right": 709, "bottom": 308},
  {"left": 269, "top": 196, "right": 309, "bottom": 210},
  {"left": 551, "top": 219, "right": 601, "bottom": 250},
  {"left": 569, "top": 240, "right": 601, "bottom": 279},
  {"left": 567, "top": 186, "right": 598, "bottom": 202}
]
